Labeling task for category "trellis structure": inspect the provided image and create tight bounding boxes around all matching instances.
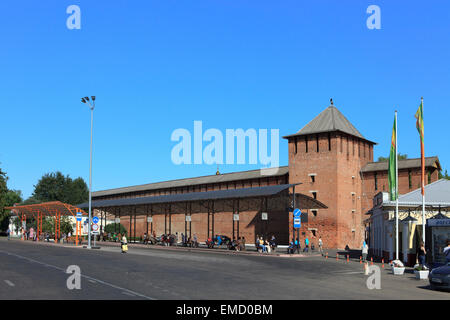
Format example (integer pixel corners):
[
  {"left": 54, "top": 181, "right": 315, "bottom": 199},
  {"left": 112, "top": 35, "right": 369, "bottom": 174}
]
[{"left": 6, "top": 201, "right": 88, "bottom": 245}]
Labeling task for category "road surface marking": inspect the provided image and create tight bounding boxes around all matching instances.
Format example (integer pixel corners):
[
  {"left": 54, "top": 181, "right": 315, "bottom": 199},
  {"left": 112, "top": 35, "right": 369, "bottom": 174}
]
[
  {"left": 122, "top": 291, "right": 135, "bottom": 296},
  {"left": 4, "top": 280, "right": 15, "bottom": 287},
  {"left": 89, "top": 280, "right": 97, "bottom": 283},
  {"left": 0, "top": 249, "right": 156, "bottom": 300}
]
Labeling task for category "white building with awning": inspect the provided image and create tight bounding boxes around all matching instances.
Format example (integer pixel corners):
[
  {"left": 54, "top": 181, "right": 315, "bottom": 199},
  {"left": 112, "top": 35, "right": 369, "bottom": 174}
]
[{"left": 365, "top": 179, "right": 450, "bottom": 266}]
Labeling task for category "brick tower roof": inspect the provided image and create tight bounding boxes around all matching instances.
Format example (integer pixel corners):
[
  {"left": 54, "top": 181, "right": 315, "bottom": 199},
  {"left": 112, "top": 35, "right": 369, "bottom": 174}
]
[{"left": 283, "top": 99, "right": 375, "bottom": 144}]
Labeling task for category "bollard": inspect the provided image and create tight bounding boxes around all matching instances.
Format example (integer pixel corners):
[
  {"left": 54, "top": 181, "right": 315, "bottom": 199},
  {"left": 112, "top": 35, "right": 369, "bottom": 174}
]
[
  {"left": 371, "top": 257, "right": 373, "bottom": 265},
  {"left": 364, "top": 262, "right": 369, "bottom": 275},
  {"left": 360, "top": 256, "right": 362, "bottom": 264},
  {"left": 382, "top": 258, "right": 384, "bottom": 268},
  {"left": 346, "top": 255, "right": 349, "bottom": 263},
  {"left": 326, "top": 252, "right": 328, "bottom": 259},
  {"left": 336, "top": 253, "right": 339, "bottom": 261}
]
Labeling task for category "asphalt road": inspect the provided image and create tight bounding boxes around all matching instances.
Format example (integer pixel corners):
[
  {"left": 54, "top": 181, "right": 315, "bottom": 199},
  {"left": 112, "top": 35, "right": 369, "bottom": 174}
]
[{"left": 0, "top": 238, "right": 449, "bottom": 300}]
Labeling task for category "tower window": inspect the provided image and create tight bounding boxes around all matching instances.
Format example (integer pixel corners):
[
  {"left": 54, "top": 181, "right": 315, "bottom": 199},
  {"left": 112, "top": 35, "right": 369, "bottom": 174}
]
[
  {"left": 328, "top": 133, "right": 331, "bottom": 151},
  {"left": 312, "top": 192, "right": 317, "bottom": 199},
  {"left": 305, "top": 136, "right": 308, "bottom": 153},
  {"left": 316, "top": 134, "right": 319, "bottom": 152},
  {"left": 428, "top": 171, "right": 432, "bottom": 184},
  {"left": 374, "top": 172, "right": 378, "bottom": 191},
  {"left": 408, "top": 170, "right": 412, "bottom": 189},
  {"left": 294, "top": 138, "right": 297, "bottom": 154}
]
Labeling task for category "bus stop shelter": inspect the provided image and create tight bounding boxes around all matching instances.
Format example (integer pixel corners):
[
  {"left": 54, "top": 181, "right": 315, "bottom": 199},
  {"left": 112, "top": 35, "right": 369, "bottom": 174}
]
[{"left": 6, "top": 201, "right": 88, "bottom": 245}]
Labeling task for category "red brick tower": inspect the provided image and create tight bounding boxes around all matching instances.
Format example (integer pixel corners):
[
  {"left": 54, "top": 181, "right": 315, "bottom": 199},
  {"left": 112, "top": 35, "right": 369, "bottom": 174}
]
[{"left": 283, "top": 99, "right": 376, "bottom": 249}]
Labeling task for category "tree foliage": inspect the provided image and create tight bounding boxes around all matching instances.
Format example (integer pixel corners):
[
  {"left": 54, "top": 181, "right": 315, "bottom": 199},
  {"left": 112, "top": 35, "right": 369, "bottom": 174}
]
[
  {"left": 104, "top": 223, "right": 127, "bottom": 235},
  {"left": 377, "top": 153, "right": 408, "bottom": 162},
  {"left": 32, "top": 172, "right": 88, "bottom": 205},
  {"left": 0, "top": 164, "right": 24, "bottom": 231},
  {"left": 439, "top": 169, "right": 450, "bottom": 180}
]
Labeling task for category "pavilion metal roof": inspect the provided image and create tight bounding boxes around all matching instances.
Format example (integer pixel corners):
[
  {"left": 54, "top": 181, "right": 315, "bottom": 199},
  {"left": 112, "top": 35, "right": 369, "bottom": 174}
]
[
  {"left": 383, "top": 179, "right": 450, "bottom": 207},
  {"left": 79, "top": 184, "right": 327, "bottom": 212},
  {"left": 92, "top": 166, "right": 289, "bottom": 198}
]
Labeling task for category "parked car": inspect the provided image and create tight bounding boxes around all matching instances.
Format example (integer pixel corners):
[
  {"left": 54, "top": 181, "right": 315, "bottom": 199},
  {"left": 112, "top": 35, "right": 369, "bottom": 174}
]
[{"left": 428, "top": 262, "right": 450, "bottom": 291}]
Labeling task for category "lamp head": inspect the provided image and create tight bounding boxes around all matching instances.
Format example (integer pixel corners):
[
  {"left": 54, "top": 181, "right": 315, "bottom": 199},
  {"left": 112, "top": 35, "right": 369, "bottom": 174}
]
[
  {"left": 91, "top": 96, "right": 96, "bottom": 101},
  {"left": 85, "top": 96, "right": 90, "bottom": 101},
  {"left": 81, "top": 98, "right": 86, "bottom": 103}
]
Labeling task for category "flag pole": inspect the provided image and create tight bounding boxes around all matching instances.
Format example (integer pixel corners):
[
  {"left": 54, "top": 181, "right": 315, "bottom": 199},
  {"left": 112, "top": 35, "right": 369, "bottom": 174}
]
[
  {"left": 395, "top": 110, "right": 399, "bottom": 261},
  {"left": 421, "top": 97, "right": 425, "bottom": 246}
]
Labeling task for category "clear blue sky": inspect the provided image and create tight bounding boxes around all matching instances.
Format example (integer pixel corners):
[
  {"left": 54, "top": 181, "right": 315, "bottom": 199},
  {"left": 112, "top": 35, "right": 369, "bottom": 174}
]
[{"left": 1, "top": 0, "right": 449, "bottom": 199}]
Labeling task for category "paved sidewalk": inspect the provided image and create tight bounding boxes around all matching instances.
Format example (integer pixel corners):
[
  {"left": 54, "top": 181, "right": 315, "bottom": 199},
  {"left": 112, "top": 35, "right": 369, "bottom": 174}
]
[{"left": 5, "top": 237, "right": 322, "bottom": 258}]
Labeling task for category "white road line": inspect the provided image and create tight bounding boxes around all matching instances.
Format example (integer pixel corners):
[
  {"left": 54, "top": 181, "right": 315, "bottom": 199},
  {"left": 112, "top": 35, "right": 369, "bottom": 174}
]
[
  {"left": 89, "top": 280, "right": 97, "bottom": 283},
  {"left": 334, "top": 271, "right": 363, "bottom": 275},
  {"left": 122, "top": 291, "right": 135, "bottom": 296},
  {"left": 0, "top": 249, "right": 156, "bottom": 300},
  {"left": 4, "top": 280, "right": 15, "bottom": 287}
]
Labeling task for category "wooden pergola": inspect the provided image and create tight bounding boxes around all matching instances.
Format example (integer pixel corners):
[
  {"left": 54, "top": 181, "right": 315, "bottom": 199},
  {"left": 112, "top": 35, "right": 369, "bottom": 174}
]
[{"left": 6, "top": 201, "right": 88, "bottom": 245}]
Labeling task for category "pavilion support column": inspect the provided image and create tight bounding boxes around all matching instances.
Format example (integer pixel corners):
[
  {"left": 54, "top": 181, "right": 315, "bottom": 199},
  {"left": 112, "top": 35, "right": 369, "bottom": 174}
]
[
  {"left": 232, "top": 200, "right": 235, "bottom": 240},
  {"left": 150, "top": 205, "right": 153, "bottom": 235},
  {"left": 134, "top": 207, "right": 137, "bottom": 242},
  {"left": 146, "top": 205, "right": 149, "bottom": 236},
  {"left": 189, "top": 202, "right": 192, "bottom": 239},
  {"left": 129, "top": 210, "right": 132, "bottom": 241},
  {"left": 164, "top": 206, "right": 167, "bottom": 235},
  {"left": 207, "top": 202, "right": 210, "bottom": 239},
  {"left": 185, "top": 203, "right": 188, "bottom": 240},
  {"left": 212, "top": 201, "right": 215, "bottom": 240},
  {"left": 169, "top": 204, "right": 172, "bottom": 235},
  {"left": 237, "top": 199, "right": 240, "bottom": 240}
]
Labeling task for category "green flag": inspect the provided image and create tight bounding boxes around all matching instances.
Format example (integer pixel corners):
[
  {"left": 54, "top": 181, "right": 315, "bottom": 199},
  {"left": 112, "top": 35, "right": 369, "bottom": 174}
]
[{"left": 388, "top": 115, "right": 397, "bottom": 201}]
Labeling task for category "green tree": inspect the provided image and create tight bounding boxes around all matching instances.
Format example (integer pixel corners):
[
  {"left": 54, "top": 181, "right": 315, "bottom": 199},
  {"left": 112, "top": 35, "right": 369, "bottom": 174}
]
[
  {"left": 104, "top": 223, "right": 127, "bottom": 235},
  {"left": 0, "top": 190, "right": 23, "bottom": 231},
  {"left": 377, "top": 153, "right": 408, "bottom": 162},
  {"left": 32, "top": 171, "right": 88, "bottom": 205},
  {"left": 439, "top": 169, "right": 450, "bottom": 180}
]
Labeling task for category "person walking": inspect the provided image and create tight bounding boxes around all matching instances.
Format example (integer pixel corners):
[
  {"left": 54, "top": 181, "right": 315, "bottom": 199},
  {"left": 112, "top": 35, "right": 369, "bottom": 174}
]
[
  {"left": 121, "top": 234, "right": 128, "bottom": 253},
  {"left": 318, "top": 237, "right": 323, "bottom": 256},
  {"left": 6, "top": 227, "right": 10, "bottom": 240},
  {"left": 362, "top": 241, "right": 368, "bottom": 262},
  {"left": 304, "top": 237, "right": 309, "bottom": 253},
  {"left": 295, "top": 238, "right": 300, "bottom": 254}
]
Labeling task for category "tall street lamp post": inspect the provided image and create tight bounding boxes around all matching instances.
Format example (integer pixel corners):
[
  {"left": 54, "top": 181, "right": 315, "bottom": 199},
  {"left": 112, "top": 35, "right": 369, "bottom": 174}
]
[{"left": 81, "top": 96, "right": 95, "bottom": 249}]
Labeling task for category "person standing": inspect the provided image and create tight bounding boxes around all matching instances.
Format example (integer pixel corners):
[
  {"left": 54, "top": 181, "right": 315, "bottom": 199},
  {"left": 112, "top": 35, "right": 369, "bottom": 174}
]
[
  {"left": 417, "top": 242, "right": 427, "bottom": 268},
  {"left": 121, "top": 234, "right": 128, "bottom": 253},
  {"left": 6, "top": 227, "right": 10, "bottom": 240},
  {"left": 304, "top": 238, "right": 309, "bottom": 253},
  {"left": 362, "top": 241, "right": 368, "bottom": 262},
  {"left": 443, "top": 240, "right": 450, "bottom": 263},
  {"left": 318, "top": 237, "right": 323, "bottom": 256}
]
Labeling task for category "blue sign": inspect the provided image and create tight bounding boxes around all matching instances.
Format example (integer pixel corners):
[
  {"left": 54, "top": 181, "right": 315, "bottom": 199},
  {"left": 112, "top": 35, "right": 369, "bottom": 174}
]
[
  {"left": 293, "top": 208, "right": 301, "bottom": 217},
  {"left": 294, "top": 217, "right": 301, "bottom": 229},
  {"left": 93, "top": 216, "right": 99, "bottom": 224},
  {"left": 76, "top": 212, "right": 82, "bottom": 222}
]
